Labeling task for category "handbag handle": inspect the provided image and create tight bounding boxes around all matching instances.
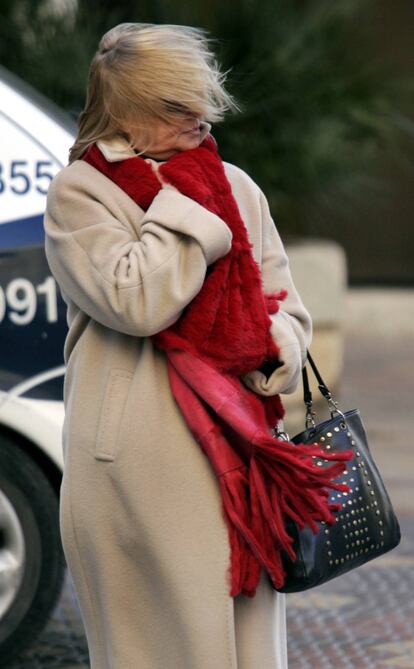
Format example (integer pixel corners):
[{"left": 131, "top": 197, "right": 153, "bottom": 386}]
[
  {"left": 302, "top": 350, "right": 346, "bottom": 428},
  {"left": 272, "top": 350, "right": 346, "bottom": 440}
]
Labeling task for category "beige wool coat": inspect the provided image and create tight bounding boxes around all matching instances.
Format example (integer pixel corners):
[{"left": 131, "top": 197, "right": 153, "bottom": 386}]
[{"left": 43, "top": 128, "right": 312, "bottom": 669}]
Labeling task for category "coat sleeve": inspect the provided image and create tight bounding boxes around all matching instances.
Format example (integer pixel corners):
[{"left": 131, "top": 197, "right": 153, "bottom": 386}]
[
  {"left": 43, "top": 169, "right": 232, "bottom": 337},
  {"left": 240, "top": 187, "right": 312, "bottom": 395}
]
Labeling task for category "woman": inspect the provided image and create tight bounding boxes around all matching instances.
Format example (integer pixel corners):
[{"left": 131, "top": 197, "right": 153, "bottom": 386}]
[{"left": 44, "top": 22, "right": 313, "bottom": 669}]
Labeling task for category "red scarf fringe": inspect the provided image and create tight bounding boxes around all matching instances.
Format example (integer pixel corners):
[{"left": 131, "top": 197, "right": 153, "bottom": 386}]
[{"left": 167, "top": 349, "right": 351, "bottom": 596}]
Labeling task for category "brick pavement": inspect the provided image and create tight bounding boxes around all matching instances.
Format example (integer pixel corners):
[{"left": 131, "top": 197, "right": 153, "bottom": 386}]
[{"left": 7, "top": 289, "right": 414, "bottom": 668}]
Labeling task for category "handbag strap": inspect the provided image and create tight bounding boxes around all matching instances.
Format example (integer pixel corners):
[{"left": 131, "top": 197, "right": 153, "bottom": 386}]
[
  {"left": 302, "top": 350, "right": 331, "bottom": 402},
  {"left": 302, "top": 349, "right": 345, "bottom": 428}
]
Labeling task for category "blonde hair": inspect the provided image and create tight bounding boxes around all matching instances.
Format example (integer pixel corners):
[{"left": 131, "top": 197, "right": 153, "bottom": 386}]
[{"left": 68, "top": 22, "right": 241, "bottom": 163}]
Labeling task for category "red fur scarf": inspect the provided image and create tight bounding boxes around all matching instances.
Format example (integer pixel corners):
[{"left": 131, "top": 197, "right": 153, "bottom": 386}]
[{"left": 83, "top": 134, "right": 352, "bottom": 597}]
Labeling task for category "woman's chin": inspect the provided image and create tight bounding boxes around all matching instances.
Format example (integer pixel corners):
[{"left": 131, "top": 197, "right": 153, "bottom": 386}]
[{"left": 179, "top": 132, "right": 203, "bottom": 149}]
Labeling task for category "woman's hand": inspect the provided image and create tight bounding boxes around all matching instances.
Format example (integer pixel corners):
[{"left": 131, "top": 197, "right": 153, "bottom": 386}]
[{"left": 144, "top": 159, "right": 178, "bottom": 191}]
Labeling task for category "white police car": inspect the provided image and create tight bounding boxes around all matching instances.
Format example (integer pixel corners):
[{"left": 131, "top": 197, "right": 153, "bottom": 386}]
[{"left": 0, "top": 64, "right": 75, "bottom": 663}]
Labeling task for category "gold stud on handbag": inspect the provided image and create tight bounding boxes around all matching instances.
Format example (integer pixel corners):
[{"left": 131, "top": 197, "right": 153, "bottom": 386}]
[{"left": 271, "top": 350, "right": 401, "bottom": 593}]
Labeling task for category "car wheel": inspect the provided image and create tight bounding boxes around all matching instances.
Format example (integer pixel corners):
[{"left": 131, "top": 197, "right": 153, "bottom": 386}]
[{"left": 0, "top": 433, "right": 65, "bottom": 663}]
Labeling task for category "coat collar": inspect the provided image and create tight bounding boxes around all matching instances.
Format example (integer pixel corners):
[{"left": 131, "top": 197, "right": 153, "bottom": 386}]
[{"left": 96, "top": 121, "right": 212, "bottom": 163}]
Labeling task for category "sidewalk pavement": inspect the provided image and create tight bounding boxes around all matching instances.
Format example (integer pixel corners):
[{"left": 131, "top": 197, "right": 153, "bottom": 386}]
[{"left": 7, "top": 288, "right": 414, "bottom": 669}]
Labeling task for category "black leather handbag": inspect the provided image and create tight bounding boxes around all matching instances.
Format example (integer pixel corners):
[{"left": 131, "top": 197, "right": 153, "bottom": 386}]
[{"left": 271, "top": 350, "right": 401, "bottom": 594}]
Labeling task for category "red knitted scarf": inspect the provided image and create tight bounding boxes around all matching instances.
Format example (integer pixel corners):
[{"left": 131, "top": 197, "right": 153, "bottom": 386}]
[{"left": 83, "top": 134, "right": 352, "bottom": 597}]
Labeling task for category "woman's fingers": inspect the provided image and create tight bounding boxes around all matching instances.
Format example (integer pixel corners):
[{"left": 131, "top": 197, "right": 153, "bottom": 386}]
[{"left": 145, "top": 159, "right": 178, "bottom": 190}]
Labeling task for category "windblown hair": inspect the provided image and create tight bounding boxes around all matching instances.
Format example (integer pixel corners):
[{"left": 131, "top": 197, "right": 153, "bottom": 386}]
[{"left": 68, "top": 22, "right": 241, "bottom": 163}]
